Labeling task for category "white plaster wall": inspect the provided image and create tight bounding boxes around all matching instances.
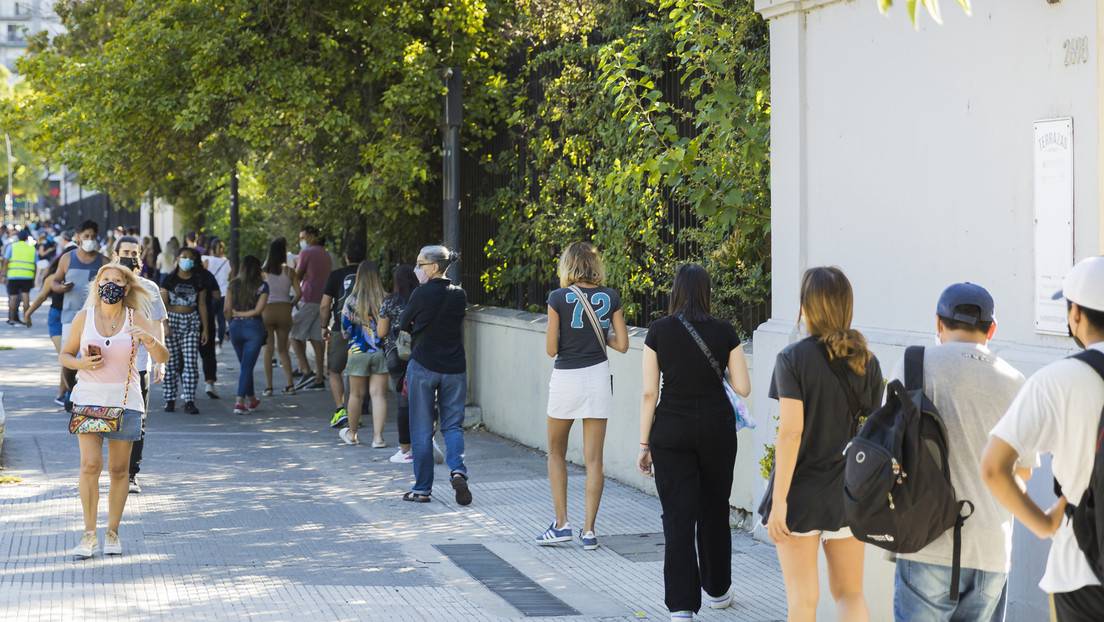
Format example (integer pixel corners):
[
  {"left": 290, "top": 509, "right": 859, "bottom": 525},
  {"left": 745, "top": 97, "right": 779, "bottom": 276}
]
[
  {"left": 464, "top": 306, "right": 760, "bottom": 513},
  {"left": 756, "top": 1, "right": 1099, "bottom": 620}
]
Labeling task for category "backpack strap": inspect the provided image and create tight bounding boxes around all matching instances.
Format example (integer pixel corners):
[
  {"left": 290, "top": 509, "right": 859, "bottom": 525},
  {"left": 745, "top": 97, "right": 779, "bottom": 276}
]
[
  {"left": 904, "top": 346, "right": 925, "bottom": 392},
  {"left": 819, "top": 343, "right": 866, "bottom": 433},
  {"left": 949, "top": 500, "right": 975, "bottom": 603},
  {"left": 1055, "top": 349, "right": 1104, "bottom": 514},
  {"left": 568, "top": 285, "right": 608, "bottom": 355}
]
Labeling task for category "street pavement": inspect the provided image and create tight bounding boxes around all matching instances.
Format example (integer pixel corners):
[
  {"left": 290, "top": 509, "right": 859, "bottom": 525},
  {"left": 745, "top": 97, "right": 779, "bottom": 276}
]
[{"left": 0, "top": 292, "right": 787, "bottom": 622}]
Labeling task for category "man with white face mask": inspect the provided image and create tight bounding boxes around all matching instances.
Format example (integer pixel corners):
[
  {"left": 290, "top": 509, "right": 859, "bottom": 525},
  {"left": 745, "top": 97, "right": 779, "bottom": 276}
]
[
  {"left": 49, "top": 220, "right": 106, "bottom": 411},
  {"left": 290, "top": 225, "right": 331, "bottom": 392}
]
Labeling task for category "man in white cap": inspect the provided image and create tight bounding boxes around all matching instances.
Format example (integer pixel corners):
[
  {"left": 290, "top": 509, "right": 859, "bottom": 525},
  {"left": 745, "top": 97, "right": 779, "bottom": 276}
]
[{"left": 982, "top": 256, "right": 1104, "bottom": 621}]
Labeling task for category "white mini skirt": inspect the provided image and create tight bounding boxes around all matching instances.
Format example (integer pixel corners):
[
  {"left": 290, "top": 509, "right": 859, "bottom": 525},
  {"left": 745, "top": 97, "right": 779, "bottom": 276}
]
[{"left": 547, "top": 360, "right": 613, "bottom": 420}]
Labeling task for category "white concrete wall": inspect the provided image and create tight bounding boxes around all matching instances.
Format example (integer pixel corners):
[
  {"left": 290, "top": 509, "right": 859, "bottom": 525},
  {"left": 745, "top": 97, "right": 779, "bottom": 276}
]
[
  {"left": 464, "top": 306, "right": 760, "bottom": 514},
  {"left": 755, "top": 1, "right": 1100, "bottom": 619}
]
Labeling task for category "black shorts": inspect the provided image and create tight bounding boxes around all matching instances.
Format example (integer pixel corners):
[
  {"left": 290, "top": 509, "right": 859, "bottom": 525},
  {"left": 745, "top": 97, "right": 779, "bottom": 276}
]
[
  {"left": 1054, "top": 584, "right": 1104, "bottom": 622},
  {"left": 5, "top": 278, "right": 32, "bottom": 296}
]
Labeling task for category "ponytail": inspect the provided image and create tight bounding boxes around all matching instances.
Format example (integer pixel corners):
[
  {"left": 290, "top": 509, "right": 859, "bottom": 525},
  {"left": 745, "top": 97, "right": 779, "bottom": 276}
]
[{"left": 821, "top": 329, "right": 871, "bottom": 376}]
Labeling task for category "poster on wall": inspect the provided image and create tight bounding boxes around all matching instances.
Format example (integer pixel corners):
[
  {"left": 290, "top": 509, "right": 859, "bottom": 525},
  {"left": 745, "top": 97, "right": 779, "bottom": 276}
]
[{"left": 1033, "top": 117, "right": 1075, "bottom": 335}]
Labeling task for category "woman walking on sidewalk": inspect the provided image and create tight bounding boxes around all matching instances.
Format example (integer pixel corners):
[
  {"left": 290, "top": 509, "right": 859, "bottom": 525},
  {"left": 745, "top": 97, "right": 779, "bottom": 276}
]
[
  {"left": 637, "top": 264, "right": 750, "bottom": 620},
  {"left": 338, "top": 261, "right": 388, "bottom": 446},
  {"left": 262, "top": 238, "right": 300, "bottom": 396},
  {"left": 225, "top": 255, "right": 270, "bottom": 415},
  {"left": 160, "top": 247, "right": 209, "bottom": 415},
  {"left": 397, "top": 245, "right": 471, "bottom": 505},
  {"left": 378, "top": 264, "right": 420, "bottom": 463},
  {"left": 537, "top": 242, "right": 628, "bottom": 550},
  {"left": 61, "top": 264, "right": 168, "bottom": 558},
  {"left": 757, "top": 267, "right": 882, "bottom": 622}
]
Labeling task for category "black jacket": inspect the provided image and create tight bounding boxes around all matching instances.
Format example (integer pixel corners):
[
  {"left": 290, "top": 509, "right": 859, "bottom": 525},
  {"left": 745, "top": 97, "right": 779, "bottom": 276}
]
[{"left": 397, "top": 278, "right": 466, "bottom": 374}]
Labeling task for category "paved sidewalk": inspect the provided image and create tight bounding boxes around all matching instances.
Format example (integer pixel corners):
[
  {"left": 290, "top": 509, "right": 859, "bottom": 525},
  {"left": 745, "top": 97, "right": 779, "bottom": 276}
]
[{"left": 0, "top": 294, "right": 786, "bottom": 621}]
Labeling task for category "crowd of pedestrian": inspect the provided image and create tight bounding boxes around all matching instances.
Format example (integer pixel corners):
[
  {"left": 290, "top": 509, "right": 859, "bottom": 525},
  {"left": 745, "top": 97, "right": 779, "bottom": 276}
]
[{"left": 4, "top": 218, "right": 1104, "bottom": 622}]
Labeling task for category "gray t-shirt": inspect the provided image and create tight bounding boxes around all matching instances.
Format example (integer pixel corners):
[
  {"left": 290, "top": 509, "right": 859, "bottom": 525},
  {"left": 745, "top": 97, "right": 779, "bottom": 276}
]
[
  {"left": 891, "top": 341, "right": 1025, "bottom": 574},
  {"left": 547, "top": 286, "right": 621, "bottom": 370}
]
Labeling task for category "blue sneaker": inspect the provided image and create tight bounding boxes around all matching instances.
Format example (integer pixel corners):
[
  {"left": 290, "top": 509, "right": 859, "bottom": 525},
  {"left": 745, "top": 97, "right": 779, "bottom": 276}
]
[
  {"left": 580, "top": 530, "right": 599, "bottom": 550},
  {"left": 535, "top": 522, "right": 573, "bottom": 546}
]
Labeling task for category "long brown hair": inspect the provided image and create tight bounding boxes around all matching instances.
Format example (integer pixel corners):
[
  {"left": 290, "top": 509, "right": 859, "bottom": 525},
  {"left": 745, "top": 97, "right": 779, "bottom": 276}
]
[{"left": 800, "top": 266, "right": 871, "bottom": 375}]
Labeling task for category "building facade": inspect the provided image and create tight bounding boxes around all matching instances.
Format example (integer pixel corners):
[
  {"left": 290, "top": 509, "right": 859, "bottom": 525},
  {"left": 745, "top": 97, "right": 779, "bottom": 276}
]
[
  {"left": 752, "top": 0, "right": 1100, "bottom": 619},
  {"left": 0, "top": 0, "right": 61, "bottom": 72}
]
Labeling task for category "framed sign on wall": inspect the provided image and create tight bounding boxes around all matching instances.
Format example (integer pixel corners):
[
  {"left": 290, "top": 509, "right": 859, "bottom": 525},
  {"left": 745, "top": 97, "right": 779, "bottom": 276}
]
[{"left": 1033, "top": 117, "right": 1075, "bottom": 335}]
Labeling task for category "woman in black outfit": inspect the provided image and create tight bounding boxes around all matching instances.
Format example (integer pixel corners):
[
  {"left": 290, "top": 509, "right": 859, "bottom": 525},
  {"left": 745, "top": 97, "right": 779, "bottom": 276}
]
[{"left": 637, "top": 264, "right": 751, "bottom": 621}]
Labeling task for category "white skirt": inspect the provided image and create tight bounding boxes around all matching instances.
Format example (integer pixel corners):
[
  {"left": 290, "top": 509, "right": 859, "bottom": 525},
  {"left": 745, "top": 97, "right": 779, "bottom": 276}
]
[{"left": 547, "top": 360, "right": 613, "bottom": 420}]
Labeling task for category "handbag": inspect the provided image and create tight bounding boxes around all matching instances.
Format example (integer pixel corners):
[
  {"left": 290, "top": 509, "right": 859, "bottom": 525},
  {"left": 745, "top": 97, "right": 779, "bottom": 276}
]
[
  {"left": 675, "top": 314, "right": 755, "bottom": 431},
  {"left": 396, "top": 291, "right": 449, "bottom": 362},
  {"left": 69, "top": 309, "right": 137, "bottom": 435}
]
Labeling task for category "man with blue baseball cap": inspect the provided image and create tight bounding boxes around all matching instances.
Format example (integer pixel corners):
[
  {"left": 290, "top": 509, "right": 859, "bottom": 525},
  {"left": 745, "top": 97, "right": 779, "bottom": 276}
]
[
  {"left": 889, "top": 282, "right": 1026, "bottom": 621},
  {"left": 984, "top": 256, "right": 1104, "bottom": 621}
]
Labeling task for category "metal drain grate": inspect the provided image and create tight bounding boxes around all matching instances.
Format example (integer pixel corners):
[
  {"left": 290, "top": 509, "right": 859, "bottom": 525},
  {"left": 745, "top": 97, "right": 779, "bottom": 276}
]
[{"left": 435, "top": 544, "right": 579, "bottom": 617}]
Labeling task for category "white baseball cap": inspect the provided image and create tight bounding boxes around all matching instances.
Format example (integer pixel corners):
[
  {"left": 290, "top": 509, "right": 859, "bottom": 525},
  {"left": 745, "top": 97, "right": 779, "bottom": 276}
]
[{"left": 1052, "top": 256, "right": 1104, "bottom": 312}]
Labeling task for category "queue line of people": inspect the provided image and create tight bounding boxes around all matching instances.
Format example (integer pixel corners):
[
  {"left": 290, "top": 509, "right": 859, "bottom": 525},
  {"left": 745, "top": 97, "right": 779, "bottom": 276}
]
[{"left": 9, "top": 219, "right": 1104, "bottom": 622}]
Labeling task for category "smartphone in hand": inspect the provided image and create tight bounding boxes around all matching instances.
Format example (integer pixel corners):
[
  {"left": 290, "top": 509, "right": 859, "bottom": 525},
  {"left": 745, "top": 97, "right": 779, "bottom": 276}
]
[{"left": 86, "top": 344, "right": 102, "bottom": 358}]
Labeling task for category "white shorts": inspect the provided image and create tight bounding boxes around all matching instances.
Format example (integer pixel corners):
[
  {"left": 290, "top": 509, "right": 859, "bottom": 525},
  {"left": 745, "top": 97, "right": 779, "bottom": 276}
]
[
  {"left": 547, "top": 360, "right": 613, "bottom": 420},
  {"left": 791, "top": 527, "right": 853, "bottom": 542}
]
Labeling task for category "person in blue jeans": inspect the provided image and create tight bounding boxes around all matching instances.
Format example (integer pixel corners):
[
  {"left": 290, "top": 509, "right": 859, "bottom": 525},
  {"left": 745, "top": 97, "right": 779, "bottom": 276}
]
[
  {"left": 224, "top": 255, "right": 269, "bottom": 415},
  {"left": 889, "top": 283, "right": 1027, "bottom": 622},
  {"left": 397, "top": 244, "right": 471, "bottom": 506}
]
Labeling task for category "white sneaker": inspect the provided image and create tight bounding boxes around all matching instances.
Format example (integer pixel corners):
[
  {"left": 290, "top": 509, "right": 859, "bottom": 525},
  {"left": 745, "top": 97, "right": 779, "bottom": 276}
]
[
  {"left": 73, "top": 532, "right": 98, "bottom": 559},
  {"left": 432, "top": 438, "right": 445, "bottom": 465},
  {"left": 705, "top": 585, "right": 733, "bottom": 609},
  {"left": 670, "top": 612, "right": 693, "bottom": 621},
  {"left": 389, "top": 449, "right": 413, "bottom": 464},
  {"left": 339, "top": 428, "right": 359, "bottom": 445},
  {"left": 103, "top": 531, "right": 122, "bottom": 555}
]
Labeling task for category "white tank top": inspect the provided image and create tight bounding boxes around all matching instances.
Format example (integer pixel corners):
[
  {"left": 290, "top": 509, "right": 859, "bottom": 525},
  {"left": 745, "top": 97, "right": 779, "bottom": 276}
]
[{"left": 69, "top": 308, "right": 144, "bottom": 412}]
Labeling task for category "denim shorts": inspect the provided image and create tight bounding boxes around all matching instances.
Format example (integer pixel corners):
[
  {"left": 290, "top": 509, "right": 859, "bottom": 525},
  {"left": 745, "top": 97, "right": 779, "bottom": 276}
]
[
  {"left": 47, "top": 307, "right": 62, "bottom": 337},
  {"left": 91, "top": 408, "right": 143, "bottom": 442}
]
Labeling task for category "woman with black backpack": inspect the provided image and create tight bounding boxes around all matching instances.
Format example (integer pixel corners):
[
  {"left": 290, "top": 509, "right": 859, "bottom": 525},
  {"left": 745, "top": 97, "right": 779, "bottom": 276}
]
[
  {"left": 758, "top": 266, "right": 883, "bottom": 622},
  {"left": 637, "top": 264, "right": 750, "bottom": 621}
]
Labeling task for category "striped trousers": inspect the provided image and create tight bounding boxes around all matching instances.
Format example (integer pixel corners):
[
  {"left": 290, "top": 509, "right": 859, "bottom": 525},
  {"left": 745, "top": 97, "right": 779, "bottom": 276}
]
[{"left": 164, "top": 311, "right": 200, "bottom": 403}]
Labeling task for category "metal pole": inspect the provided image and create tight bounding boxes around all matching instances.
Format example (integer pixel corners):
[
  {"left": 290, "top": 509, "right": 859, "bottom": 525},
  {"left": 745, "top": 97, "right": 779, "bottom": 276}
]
[
  {"left": 442, "top": 67, "right": 462, "bottom": 285},
  {"left": 4, "top": 133, "right": 12, "bottom": 222},
  {"left": 229, "top": 166, "right": 240, "bottom": 273}
]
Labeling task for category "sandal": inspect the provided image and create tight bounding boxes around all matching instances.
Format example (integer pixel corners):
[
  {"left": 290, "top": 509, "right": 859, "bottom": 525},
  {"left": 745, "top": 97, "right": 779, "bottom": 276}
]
[
  {"left": 282, "top": 385, "right": 296, "bottom": 396},
  {"left": 402, "top": 492, "right": 431, "bottom": 503}
]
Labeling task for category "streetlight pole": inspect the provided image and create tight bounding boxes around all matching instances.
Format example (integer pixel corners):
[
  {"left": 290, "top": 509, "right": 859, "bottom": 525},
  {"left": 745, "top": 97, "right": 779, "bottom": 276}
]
[{"left": 442, "top": 67, "right": 461, "bottom": 285}]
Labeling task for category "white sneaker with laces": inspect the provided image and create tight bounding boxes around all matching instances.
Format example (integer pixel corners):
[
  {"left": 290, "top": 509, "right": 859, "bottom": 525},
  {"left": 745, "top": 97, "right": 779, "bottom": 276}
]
[
  {"left": 73, "top": 532, "right": 98, "bottom": 559},
  {"left": 103, "top": 531, "right": 122, "bottom": 555},
  {"left": 389, "top": 449, "right": 413, "bottom": 464},
  {"left": 705, "top": 585, "right": 734, "bottom": 609}
]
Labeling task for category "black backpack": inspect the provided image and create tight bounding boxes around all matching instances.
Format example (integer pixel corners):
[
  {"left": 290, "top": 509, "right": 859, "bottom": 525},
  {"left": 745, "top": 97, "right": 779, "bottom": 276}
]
[
  {"left": 842, "top": 346, "right": 973, "bottom": 602},
  {"left": 1055, "top": 349, "right": 1104, "bottom": 583}
]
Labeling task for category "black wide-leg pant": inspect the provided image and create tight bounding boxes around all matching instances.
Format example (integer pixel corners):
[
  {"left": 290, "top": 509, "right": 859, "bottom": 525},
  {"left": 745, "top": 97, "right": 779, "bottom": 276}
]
[{"left": 650, "top": 400, "right": 738, "bottom": 614}]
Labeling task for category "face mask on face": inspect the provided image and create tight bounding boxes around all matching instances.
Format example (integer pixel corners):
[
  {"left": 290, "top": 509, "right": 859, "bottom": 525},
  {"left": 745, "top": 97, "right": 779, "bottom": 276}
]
[
  {"left": 98, "top": 281, "right": 126, "bottom": 305},
  {"left": 179, "top": 258, "right": 195, "bottom": 272},
  {"left": 299, "top": 239, "right": 308, "bottom": 251},
  {"left": 81, "top": 239, "right": 98, "bottom": 253},
  {"left": 118, "top": 257, "right": 139, "bottom": 272},
  {"left": 1069, "top": 323, "right": 1086, "bottom": 349},
  {"left": 414, "top": 266, "right": 429, "bottom": 284}
]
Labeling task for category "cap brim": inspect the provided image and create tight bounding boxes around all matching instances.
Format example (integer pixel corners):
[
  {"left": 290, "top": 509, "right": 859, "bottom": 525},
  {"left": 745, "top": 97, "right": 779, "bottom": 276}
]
[{"left": 1052, "top": 290, "right": 1064, "bottom": 301}]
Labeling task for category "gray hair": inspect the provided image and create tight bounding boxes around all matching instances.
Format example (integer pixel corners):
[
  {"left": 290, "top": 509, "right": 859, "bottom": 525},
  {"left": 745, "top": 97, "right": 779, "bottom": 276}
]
[{"left": 419, "top": 245, "right": 459, "bottom": 272}]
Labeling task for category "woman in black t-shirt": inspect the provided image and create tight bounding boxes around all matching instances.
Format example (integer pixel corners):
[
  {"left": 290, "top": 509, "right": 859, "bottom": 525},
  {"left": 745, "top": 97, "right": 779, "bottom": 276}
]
[
  {"left": 759, "top": 266, "right": 882, "bottom": 622},
  {"left": 537, "top": 242, "right": 629, "bottom": 551},
  {"left": 637, "top": 264, "right": 750, "bottom": 618}
]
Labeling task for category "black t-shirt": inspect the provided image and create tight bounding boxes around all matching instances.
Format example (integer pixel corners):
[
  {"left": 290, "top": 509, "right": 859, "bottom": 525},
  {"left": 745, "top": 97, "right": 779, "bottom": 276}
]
[
  {"left": 547, "top": 286, "right": 622, "bottom": 370},
  {"left": 161, "top": 272, "right": 201, "bottom": 308},
  {"left": 323, "top": 265, "right": 357, "bottom": 329},
  {"left": 644, "top": 315, "right": 741, "bottom": 407},
  {"left": 757, "top": 336, "right": 884, "bottom": 533}
]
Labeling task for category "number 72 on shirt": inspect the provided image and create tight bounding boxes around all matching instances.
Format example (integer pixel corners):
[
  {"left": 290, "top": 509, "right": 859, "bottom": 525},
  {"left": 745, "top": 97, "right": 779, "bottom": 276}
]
[{"left": 565, "top": 291, "right": 612, "bottom": 329}]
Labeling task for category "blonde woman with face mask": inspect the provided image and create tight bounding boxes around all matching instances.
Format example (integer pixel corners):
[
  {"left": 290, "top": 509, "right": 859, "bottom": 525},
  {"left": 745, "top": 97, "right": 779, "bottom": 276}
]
[{"left": 60, "top": 264, "right": 168, "bottom": 559}]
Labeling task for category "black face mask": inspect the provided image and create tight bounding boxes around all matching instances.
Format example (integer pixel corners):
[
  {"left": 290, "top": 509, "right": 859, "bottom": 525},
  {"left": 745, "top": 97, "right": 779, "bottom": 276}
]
[
  {"left": 99, "top": 281, "right": 126, "bottom": 305},
  {"left": 118, "top": 257, "right": 139, "bottom": 272}
]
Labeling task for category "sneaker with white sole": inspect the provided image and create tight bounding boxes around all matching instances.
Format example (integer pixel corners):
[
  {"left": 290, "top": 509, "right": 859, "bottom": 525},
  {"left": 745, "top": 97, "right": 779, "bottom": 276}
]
[
  {"left": 580, "top": 530, "right": 599, "bottom": 550},
  {"left": 535, "top": 522, "right": 573, "bottom": 546},
  {"left": 705, "top": 585, "right": 734, "bottom": 609},
  {"left": 73, "top": 532, "right": 98, "bottom": 559},
  {"left": 388, "top": 449, "right": 413, "bottom": 464},
  {"left": 329, "top": 407, "right": 348, "bottom": 429},
  {"left": 339, "top": 427, "right": 359, "bottom": 445},
  {"left": 103, "top": 531, "right": 122, "bottom": 555},
  {"left": 670, "top": 612, "right": 693, "bottom": 621},
  {"left": 128, "top": 475, "right": 141, "bottom": 494}
]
